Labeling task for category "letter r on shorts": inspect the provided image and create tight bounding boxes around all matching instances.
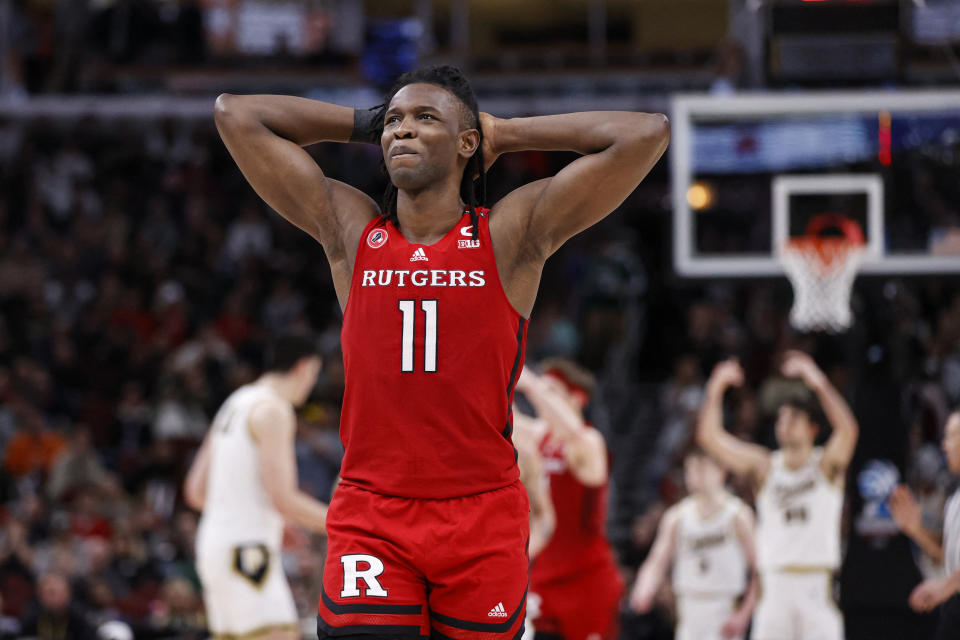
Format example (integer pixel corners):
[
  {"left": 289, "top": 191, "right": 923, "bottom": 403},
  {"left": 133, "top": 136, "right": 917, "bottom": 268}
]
[{"left": 340, "top": 554, "right": 388, "bottom": 598}]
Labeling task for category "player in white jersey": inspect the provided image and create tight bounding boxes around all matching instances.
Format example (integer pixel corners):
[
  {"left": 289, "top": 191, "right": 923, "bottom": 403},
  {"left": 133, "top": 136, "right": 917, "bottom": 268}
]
[
  {"left": 696, "top": 352, "right": 859, "bottom": 640},
  {"left": 888, "top": 410, "right": 960, "bottom": 640},
  {"left": 184, "top": 334, "right": 330, "bottom": 640},
  {"left": 630, "top": 448, "right": 757, "bottom": 640}
]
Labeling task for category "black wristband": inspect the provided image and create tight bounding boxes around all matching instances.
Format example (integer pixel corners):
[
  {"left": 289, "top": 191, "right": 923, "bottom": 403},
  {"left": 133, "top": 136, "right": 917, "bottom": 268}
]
[{"left": 350, "top": 107, "right": 382, "bottom": 144}]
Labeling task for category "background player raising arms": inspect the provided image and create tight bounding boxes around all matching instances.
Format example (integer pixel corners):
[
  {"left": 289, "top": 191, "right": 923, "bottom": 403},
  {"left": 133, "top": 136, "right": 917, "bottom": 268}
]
[
  {"left": 184, "top": 333, "right": 329, "bottom": 640},
  {"left": 515, "top": 361, "right": 624, "bottom": 640},
  {"left": 697, "top": 352, "right": 859, "bottom": 640},
  {"left": 630, "top": 448, "right": 757, "bottom": 640},
  {"left": 214, "top": 65, "right": 669, "bottom": 640}
]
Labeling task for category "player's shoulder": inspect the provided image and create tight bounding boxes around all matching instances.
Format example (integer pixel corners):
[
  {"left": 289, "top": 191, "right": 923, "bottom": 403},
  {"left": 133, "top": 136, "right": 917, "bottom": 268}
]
[
  {"left": 328, "top": 179, "right": 380, "bottom": 220},
  {"left": 662, "top": 501, "right": 686, "bottom": 527},
  {"left": 248, "top": 392, "right": 295, "bottom": 430},
  {"left": 326, "top": 179, "right": 381, "bottom": 258}
]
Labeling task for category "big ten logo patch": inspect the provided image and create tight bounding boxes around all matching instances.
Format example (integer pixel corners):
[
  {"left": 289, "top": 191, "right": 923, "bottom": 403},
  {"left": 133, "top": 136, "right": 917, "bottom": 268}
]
[
  {"left": 367, "top": 228, "right": 389, "bottom": 249},
  {"left": 340, "top": 554, "right": 388, "bottom": 598},
  {"left": 458, "top": 225, "right": 480, "bottom": 249}
]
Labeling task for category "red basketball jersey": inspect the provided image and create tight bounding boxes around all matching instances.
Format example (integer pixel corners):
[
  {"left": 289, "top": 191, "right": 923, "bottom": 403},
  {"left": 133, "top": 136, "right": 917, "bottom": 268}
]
[
  {"left": 530, "top": 432, "right": 620, "bottom": 584},
  {"left": 338, "top": 210, "right": 525, "bottom": 499}
]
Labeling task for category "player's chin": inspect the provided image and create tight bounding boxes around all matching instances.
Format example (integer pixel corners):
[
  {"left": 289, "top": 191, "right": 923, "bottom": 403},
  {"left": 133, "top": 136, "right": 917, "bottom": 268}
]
[{"left": 389, "top": 166, "right": 431, "bottom": 191}]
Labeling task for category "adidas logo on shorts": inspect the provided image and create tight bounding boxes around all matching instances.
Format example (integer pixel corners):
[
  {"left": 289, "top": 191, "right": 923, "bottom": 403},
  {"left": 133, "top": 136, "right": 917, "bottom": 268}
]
[
  {"left": 488, "top": 602, "right": 508, "bottom": 618},
  {"left": 410, "top": 248, "right": 428, "bottom": 262}
]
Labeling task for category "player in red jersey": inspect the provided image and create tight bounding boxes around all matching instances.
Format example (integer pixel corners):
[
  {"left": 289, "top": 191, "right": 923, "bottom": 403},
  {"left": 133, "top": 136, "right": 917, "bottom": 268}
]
[
  {"left": 214, "top": 65, "right": 668, "bottom": 640},
  {"left": 515, "top": 360, "right": 624, "bottom": 640}
]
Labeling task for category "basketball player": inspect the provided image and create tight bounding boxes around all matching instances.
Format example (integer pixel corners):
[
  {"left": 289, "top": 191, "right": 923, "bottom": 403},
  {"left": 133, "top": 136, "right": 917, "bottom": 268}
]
[
  {"left": 696, "top": 352, "right": 859, "bottom": 640},
  {"left": 515, "top": 361, "right": 624, "bottom": 640},
  {"left": 629, "top": 448, "right": 757, "bottom": 640},
  {"left": 214, "top": 65, "right": 668, "bottom": 640},
  {"left": 888, "top": 410, "right": 960, "bottom": 639},
  {"left": 184, "top": 334, "right": 329, "bottom": 640}
]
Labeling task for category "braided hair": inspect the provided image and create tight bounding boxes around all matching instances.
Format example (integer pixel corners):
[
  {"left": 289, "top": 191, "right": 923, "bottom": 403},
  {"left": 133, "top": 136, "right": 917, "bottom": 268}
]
[{"left": 371, "top": 65, "right": 486, "bottom": 240}]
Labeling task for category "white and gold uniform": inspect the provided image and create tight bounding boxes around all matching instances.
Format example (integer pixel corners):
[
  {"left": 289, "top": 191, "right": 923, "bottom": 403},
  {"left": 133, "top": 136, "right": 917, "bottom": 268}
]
[
  {"left": 196, "top": 385, "right": 298, "bottom": 637},
  {"left": 753, "top": 448, "right": 843, "bottom": 640},
  {"left": 672, "top": 492, "right": 748, "bottom": 640}
]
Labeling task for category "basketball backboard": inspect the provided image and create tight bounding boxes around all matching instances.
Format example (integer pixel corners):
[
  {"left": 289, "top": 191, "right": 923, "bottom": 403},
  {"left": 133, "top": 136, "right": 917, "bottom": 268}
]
[{"left": 671, "top": 91, "right": 960, "bottom": 277}]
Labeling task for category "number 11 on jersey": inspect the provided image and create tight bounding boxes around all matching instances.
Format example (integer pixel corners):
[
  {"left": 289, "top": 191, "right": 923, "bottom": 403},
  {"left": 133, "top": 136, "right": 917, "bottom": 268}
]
[{"left": 398, "top": 299, "right": 438, "bottom": 373}]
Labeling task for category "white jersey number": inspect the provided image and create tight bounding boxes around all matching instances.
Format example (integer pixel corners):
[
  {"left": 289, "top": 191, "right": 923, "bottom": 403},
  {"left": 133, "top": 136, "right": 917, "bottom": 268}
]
[{"left": 398, "top": 299, "right": 438, "bottom": 373}]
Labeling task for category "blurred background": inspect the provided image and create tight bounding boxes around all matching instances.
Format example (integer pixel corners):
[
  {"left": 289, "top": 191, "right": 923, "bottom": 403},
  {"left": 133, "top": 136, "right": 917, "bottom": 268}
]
[{"left": 0, "top": 0, "right": 958, "bottom": 638}]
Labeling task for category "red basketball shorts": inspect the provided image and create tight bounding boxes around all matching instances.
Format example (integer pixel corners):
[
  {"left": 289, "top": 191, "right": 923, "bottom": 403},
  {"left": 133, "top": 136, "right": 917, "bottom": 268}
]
[
  {"left": 529, "top": 565, "right": 623, "bottom": 640},
  {"left": 318, "top": 481, "right": 530, "bottom": 640}
]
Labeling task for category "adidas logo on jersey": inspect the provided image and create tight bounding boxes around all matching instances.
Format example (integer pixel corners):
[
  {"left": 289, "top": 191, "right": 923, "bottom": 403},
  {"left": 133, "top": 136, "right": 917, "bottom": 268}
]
[
  {"left": 488, "top": 602, "right": 508, "bottom": 618},
  {"left": 410, "top": 248, "right": 428, "bottom": 262}
]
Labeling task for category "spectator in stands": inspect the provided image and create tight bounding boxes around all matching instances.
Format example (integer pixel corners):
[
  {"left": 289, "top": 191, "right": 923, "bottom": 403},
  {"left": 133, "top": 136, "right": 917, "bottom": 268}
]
[
  {"left": 20, "top": 571, "right": 95, "bottom": 640},
  {"left": 0, "top": 593, "right": 20, "bottom": 639},
  {"left": 47, "top": 427, "right": 111, "bottom": 502},
  {"left": 0, "top": 519, "right": 36, "bottom": 619},
  {"left": 2, "top": 405, "right": 65, "bottom": 479}
]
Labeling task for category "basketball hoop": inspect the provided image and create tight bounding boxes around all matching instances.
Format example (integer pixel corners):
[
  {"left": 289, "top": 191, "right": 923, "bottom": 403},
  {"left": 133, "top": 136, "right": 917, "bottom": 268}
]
[{"left": 779, "top": 214, "right": 865, "bottom": 333}]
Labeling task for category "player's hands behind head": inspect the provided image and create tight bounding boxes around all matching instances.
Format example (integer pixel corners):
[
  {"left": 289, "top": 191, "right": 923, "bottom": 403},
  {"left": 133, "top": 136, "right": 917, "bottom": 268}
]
[
  {"left": 780, "top": 350, "right": 827, "bottom": 390},
  {"left": 706, "top": 358, "right": 744, "bottom": 395},
  {"left": 477, "top": 112, "right": 502, "bottom": 175}
]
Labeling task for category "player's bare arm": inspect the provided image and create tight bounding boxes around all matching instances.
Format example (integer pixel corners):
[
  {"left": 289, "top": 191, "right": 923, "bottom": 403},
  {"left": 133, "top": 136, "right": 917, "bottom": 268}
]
[
  {"left": 629, "top": 505, "right": 680, "bottom": 614},
  {"left": 513, "top": 409, "right": 556, "bottom": 559},
  {"left": 184, "top": 432, "right": 213, "bottom": 511},
  {"left": 888, "top": 484, "right": 944, "bottom": 562},
  {"left": 516, "top": 366, "right": 608, "bottom": 487},
  {"left": 214, "top": 94, "right": 379, "bottom": 308},
  {"left": 483, "top": 110, "right": 670, "bottom": 318},
  {"left": 722, "top": 505, "right": 759, "bottom": 640},
  {"left": 781, "top": 350, "right": 859, "bottom": 483},
  {"left": 250, "top": 397, "right": 328, "bottom": 534},
  {"left": 696, "top": 359, "right": 771, "bottom": 487}
]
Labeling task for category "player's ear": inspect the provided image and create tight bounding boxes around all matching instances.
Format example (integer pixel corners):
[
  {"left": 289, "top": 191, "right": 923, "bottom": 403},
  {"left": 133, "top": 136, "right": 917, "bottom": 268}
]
[{"left": 457, "top": 128, "right": 480, "bottom": 160}]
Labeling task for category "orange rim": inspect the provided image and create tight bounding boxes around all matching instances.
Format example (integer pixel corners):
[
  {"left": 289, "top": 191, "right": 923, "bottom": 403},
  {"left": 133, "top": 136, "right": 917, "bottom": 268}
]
[{"left": 784, "top": 236, "right": 863, "bottom": 273}]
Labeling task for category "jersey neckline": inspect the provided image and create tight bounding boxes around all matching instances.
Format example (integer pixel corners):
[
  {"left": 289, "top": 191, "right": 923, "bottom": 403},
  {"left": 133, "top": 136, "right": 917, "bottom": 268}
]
[{"left": 386, "top": 210, "right": 473, "bottom": 248}]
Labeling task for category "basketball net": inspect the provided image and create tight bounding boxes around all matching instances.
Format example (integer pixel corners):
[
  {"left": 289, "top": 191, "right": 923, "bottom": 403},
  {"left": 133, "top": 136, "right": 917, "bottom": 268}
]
[{"left": 779, "top": 214, "right": 865, "bottom": 333}]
